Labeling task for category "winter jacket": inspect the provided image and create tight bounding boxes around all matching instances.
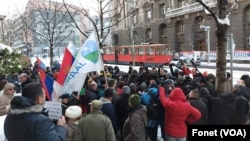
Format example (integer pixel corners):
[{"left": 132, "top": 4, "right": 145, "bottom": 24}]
[
  {"left": 4, "top": 96, "right": 66, "bottom": 141},
  {"left": 74, "top": 110, "right": 116, "bottom": 141},
  {"left": 208, "top": 92, "right": 237, "bottom": 124},
  {"left": 189, "top": 97, "right": 208, "bottom": 124},
  {"left": 159, "top": 87, "right": 201, "bottom": 138},
  {"left": 0, "top": 94, "right": 13, "bottom": 116},
  {"left": 100, "top": 97, "right": 118, "bottom": 134},
  {"left": 65, "top": 122, "right": 78, "bottom": 141},
  {"left": 114, "top": 94, "right": 130, "bottom": 130},
  {"left": 123, "top": 105, "right": 148, "bottom": 141}
]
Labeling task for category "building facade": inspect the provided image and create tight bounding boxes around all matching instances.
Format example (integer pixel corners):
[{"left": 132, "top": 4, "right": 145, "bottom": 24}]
[
  {"left": 11, "top": 0, "right": 88, "bottom": 57},
  {"left": 112, "top": 0, "right": 250, "bottom": 58}
]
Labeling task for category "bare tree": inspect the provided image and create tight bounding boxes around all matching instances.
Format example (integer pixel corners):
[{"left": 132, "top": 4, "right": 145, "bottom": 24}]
[
  {"left": 196, "top": 0, "right": 237, "bottom": 94},
  {"left": 21, "top": 0, "right": 78, "bottom": 67},
  {"left": 63, "top": 0, "right": 129, "bottom": 48}
]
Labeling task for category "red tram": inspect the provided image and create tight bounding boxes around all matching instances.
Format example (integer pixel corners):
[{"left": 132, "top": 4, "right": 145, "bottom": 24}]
[{"left": 102, "top": 44, "right": 172, "bottom": 65}]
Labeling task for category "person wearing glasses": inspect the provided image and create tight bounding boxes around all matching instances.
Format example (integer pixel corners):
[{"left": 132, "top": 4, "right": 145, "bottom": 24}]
[{"left": 0, "top": 83, "right": 15, "bottom": 116}]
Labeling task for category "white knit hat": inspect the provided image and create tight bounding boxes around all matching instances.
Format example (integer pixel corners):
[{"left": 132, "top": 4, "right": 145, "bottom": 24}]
[{"left": 65, "top": 106, "right": 82, "bottom": 119}]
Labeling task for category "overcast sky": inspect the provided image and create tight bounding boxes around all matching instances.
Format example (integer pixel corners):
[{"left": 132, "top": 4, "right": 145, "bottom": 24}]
[{"left": 0, "top": 0, "right": 97, "bottom": 18}]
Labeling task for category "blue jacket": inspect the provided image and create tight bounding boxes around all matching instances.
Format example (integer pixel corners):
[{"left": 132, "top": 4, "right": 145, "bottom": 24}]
[
  {"left": 4, "top": 96, "right": 66, "bottom": 141},
  {"left": 100, "top": 97, "right": 118, "bottom": 134}
]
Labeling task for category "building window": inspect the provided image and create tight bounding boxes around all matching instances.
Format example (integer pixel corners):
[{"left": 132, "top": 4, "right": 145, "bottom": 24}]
[
  {"left": 133, "top": 15, "right": 137, "bottom": 24},
  {"left": 160, "top": 4, "right": 166, "bottom": 18},
  {"left": 178, "top": 0, "right": 185, "bottom": 7},
  {"left": 146, "top": 10, "right": 152, "bottom": 21},
  {"left": 247, "top": 9, "right": 250, "bottom": 21},
  {"left": 163, "top": 27, "right": 167, "bottom": 37},
  {"left": 197, "top": 16, "right": 204, "bottom": 27},
  {"left": 133, "top": 31, "right": 138, "bottom": 43},
  {"left": 177, "top": 21, "right": 184, "bottom": 34},
  {"left": 247, "top": 35, "right": 250, "bottom": 48}
]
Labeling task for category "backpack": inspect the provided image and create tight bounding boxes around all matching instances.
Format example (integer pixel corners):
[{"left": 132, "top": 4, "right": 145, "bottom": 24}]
[{"left": 140, "top": 87, "right": 162, "bottom": 120}]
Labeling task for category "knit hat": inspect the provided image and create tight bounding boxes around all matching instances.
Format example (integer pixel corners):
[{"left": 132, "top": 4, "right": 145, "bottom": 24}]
[
  {"left": 129, "top": 94, "right": 140, "bottom": 107},
  {"left": 122, "top": 86, "right": 131, "bottom": 95},
  {"left": 65, "top": 105, "right": 82, "bottom": 119},
  {"left": 89, "top": 100, "right": 103, "bottom": 110},
  {"left": 140, "top": 82, "right": 147, "bottom": 90}
]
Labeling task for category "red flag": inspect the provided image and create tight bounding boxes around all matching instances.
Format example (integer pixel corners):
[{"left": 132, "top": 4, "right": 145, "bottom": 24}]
[{"left": 56, "top": 47, "right": 75, "bottom": 85}]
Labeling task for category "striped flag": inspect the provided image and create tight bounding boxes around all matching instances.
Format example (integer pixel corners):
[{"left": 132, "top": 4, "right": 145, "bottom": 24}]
[{"left": 37, "top": 58, "right": 62, "bottom": 101}]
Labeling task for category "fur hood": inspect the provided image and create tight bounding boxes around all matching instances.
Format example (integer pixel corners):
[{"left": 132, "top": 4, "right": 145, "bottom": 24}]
[{"left": 8, "top": 96, "right": 43, "bottom": 115}]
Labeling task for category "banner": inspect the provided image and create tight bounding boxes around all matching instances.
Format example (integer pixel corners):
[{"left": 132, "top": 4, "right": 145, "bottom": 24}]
[{"left": 62, "top": 32, "right": 104, "bottom": 94}]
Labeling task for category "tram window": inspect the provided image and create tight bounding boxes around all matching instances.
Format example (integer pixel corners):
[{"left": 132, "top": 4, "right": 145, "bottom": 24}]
[
  {"left": 148, "top": 47, "right": 153, "bottom": 55},
  {"left": 164, "top": 47, "right": 169, "bottom": 54},
  {"left": 123, "top": 48, "right": 129, "bottom": 54},
  {"left": 139, "top": 47, "right": 144, "bottom": 55},
  {"left": 156, "top": 48, "right": 161, "bottom": 55}
]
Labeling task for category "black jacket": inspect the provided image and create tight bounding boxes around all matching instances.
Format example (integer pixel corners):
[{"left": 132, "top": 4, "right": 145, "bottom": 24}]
[
  {"left": 208, "top": 92, "right": 237, "bottom": 125},
  {"left": 189, "top": 98, "right": 208, "bottom": 124},
  {"left": 4, "top": 96, "right": 66, "bottom": 141}
]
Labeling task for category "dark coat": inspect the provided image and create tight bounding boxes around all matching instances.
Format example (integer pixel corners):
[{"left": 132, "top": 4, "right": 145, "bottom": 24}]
[
  {"left": 123, "top": 105, "right": 148, "bottom": 141},
  {"left": 114, "top": 94, "right": 130, "bottom": 129},
  {"left": 21, "top": 78, "right": 33, "bottom": 91},
  {"left": 189, "top": 98, "right": 208, "bottom": 124},
  {"left": 231, "top": 95, "right": 249, "bottom": 124},
  {"left": 208, "top": 92, "right": 237, "bottom": 124},
  {"left": 85, "top": 89, "right": 98, "bottom": 113},
  {"left": 237, "top": 86, "right": 250, "bottom": 101},
  {"left": 4, "top": 96, "right": 66, "bottom": 141},
  {"left": 100, "top": 97, "right": 118, "bottom": 134}
]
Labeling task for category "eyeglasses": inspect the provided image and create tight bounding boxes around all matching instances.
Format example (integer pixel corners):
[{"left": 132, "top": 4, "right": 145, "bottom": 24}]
[{"left": 9, "top": 88, "right": 16, "bottom": 91}]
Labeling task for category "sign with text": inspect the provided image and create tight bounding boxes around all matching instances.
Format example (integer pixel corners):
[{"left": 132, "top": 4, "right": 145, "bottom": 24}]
[{"left": 44, "top": 101, "right": 62, "bottom": 120}]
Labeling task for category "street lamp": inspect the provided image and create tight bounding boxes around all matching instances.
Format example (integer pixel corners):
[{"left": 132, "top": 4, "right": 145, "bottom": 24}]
[
  {"left": 0, "top": 15, "right": 6, "bottom": 44},
  {"left": 200, "top": 25, "right": 210, "bottom": 64}
]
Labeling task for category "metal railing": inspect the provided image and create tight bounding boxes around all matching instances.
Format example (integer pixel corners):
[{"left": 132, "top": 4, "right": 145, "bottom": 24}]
[{"left": 165, "top": 0, "right": 217, "bottom": 18}]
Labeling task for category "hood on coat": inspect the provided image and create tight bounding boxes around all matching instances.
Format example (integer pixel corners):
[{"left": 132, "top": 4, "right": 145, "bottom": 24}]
[
  {"left": 219, "top": 92, "right": 235, "bottom": 103},
  {"left": 8, "top": 96, "right": 43, "bottom": 115},
  {"left": 169, "top": 87, "right": 186, "bottom": 102}
]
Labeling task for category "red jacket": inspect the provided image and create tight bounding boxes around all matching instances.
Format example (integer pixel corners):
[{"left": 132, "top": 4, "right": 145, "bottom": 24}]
[{"left": 159, "top": 87, "right": 201, "bottom": 138}]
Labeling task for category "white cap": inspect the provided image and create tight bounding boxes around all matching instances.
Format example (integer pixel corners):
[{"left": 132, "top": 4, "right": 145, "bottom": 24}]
[{"left": 65, "top": 105, "right": 82, "bottom": 119}]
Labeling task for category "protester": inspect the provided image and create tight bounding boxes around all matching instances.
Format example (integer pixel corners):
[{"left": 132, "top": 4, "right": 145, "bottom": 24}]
[
  {"left": 100, "top": 88, "right": 118, "bottom": 135},
  {"left": 65, "top": 105, "right": 82, "bottom": 141},
  {"left": 0, "top": 83, "right": 16, "bottom": 116},
  {"left": 4, "top": 82, "right": 67, "bottom": 141},
  {"left": 74, "top": 100, "right": 116, "bottom": 141},
  {"left": 0, "top": 80, "right": 8, "bottom": 95},
  {"left": 84, "top": 81, "right": 98, "bottom": 114},
  {"left": 188, "top": 89, "right": 208, "bottom": 124},
  {"left": 159, "top": 87, "right": 201, "bottom": 141},
  {"left": 207, "top": 92, "right": 237, "bottom": 124},
  {"left": 114, "top": 85, "right": 131, "bottom": 141},
  {"left": 123, "top": 94, "right": 148, "bottom": 141},
  {"left": 19, "top": 73, "right": 33, "bottom": 91}
]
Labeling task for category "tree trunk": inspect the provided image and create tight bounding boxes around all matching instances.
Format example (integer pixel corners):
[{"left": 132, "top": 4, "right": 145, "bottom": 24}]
[{"left": 215, "top": 0, "right": 229, "bottom": 95}]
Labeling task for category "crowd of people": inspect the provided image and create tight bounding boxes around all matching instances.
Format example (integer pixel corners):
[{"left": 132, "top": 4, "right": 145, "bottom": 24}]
[{"left": 0, "top": 60, "right": 250, "bottom": 141}]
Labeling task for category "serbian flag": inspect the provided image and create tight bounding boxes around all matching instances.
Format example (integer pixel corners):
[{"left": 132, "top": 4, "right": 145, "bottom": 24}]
[
  {"left": 36, "top": 57, "right": 46, "bottom": 71},
  {"left": 61, "top": 32, "right": 104, "bottom": 94},
  {"left": 37, "top": 58, "right": 62, "bottom": 101},
  {"left": 56, "top": 42, "right": 77, "bottom": 85}
]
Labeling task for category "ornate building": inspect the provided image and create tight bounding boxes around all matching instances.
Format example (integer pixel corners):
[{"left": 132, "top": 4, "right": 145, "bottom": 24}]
[{"left": 112, "top": 0, "right": 250, "bottom": 54}]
